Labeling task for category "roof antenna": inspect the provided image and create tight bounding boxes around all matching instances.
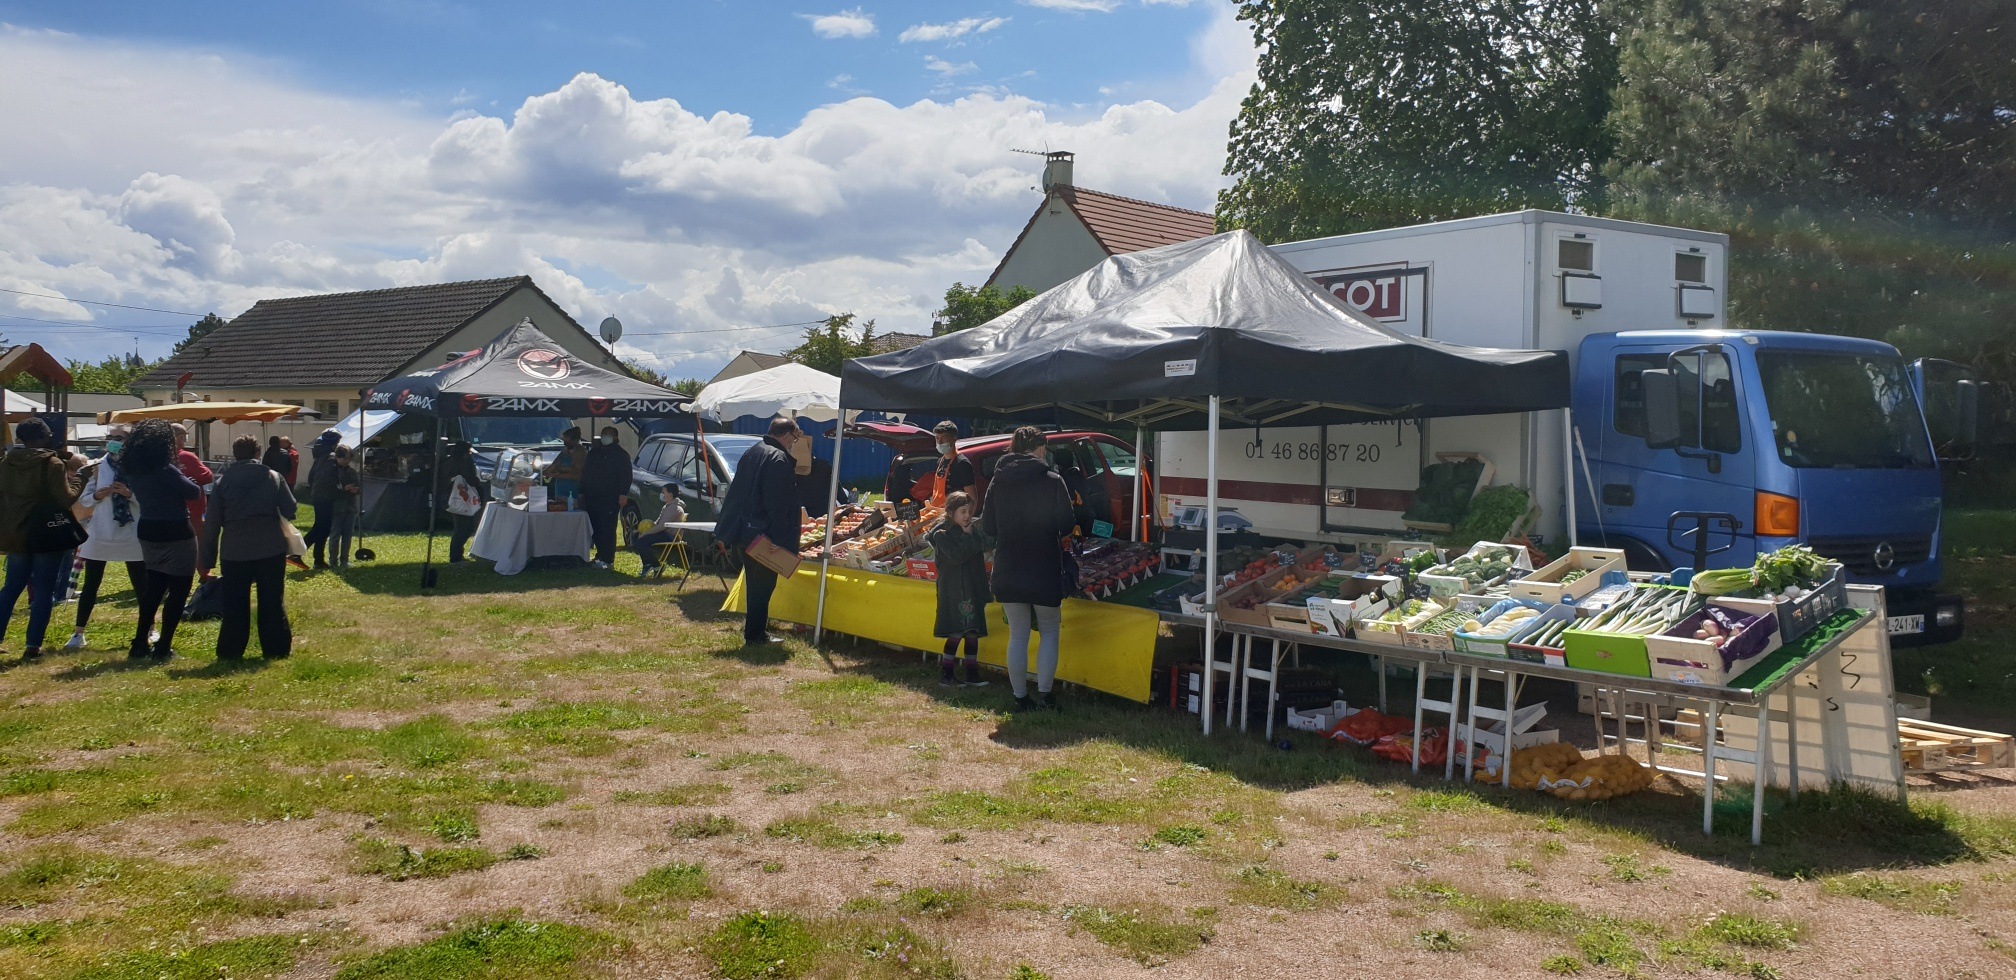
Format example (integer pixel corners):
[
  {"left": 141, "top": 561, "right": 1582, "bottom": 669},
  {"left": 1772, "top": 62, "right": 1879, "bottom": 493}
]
[{"left": 1012, "top": 146, "right": 1074, "bottom": 192}]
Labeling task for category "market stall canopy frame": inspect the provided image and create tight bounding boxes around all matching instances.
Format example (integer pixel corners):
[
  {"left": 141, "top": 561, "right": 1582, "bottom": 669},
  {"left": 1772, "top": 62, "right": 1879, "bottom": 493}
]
[
  {"left": 365, "top": 318, "right": 691, "bottom": 418},
  {"left": 842, "top": 230, "right": 1570, "bottom": 429}
]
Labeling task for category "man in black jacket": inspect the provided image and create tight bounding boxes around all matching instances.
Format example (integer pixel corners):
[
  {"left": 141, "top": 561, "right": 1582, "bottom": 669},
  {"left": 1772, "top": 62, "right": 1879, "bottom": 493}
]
[
  {"left": 716, "top": 417, "right": 802, "bottom": 645},
  {"left": 580, "top": 426, "right": 632, "bottom": 569}
]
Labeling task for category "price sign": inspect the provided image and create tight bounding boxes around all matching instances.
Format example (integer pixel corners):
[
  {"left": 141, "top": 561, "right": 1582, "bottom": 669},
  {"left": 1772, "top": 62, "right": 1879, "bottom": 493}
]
[{"left": 1091, "top": 520, "right": 1115, "bottom": 539}]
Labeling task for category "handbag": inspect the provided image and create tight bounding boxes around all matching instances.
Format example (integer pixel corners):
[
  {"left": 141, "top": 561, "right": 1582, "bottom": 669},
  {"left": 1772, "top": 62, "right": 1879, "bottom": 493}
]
[
  {"left": 447, "top": 476, "right": 483, "bottom": 517},
  {"left": 23, "top": 500, "right": 88, "bottom": 553},
  {"left": 271, "top": 472, "right": 308, "bottom": 557}
]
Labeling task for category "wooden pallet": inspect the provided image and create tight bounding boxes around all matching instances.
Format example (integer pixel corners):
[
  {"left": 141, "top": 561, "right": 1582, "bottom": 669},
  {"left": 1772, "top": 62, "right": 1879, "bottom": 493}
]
[{"left": 1899, "top": 719, "right": 2016, "bottom": 773}]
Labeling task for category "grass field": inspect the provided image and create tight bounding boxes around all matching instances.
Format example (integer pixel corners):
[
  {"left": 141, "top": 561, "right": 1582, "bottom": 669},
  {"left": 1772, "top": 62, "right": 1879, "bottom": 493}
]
[{"left": 0, "top": 514, "right": 2013, "bottom": 978}]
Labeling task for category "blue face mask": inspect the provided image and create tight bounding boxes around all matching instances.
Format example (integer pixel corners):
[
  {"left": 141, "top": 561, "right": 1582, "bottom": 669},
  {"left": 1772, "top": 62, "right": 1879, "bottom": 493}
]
[{"left": 105, "top": 440, "right": 124, "bottom": 455}]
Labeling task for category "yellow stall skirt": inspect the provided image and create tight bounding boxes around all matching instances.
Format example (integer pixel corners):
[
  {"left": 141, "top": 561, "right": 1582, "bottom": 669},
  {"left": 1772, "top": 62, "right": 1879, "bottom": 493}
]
[{"left": 725, "top": 567, "right": 1160, "bottom": 703}]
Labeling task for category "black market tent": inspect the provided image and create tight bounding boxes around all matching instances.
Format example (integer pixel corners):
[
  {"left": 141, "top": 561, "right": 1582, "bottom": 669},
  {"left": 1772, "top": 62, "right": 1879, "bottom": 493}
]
[
  {"left": 841, "top": 230, "right": 1568, "bottom": 430},
  {"left": 364, "top": 317, "right": 690, "bottom": 419},
  {"left": 364, "top": 317, "right": 692, "bottom": 586},
  {"left": 823, "top": 230, "right": 1572, "bottom": 734}
]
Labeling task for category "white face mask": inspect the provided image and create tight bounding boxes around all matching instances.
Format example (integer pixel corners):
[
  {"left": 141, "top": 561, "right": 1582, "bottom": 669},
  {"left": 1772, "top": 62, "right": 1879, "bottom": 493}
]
[
  {"left": 936, "top": 441, "right": 954, "bottom": 455},
  {"left": 599, "top": 434, "right": 615, "bottom": 445}
]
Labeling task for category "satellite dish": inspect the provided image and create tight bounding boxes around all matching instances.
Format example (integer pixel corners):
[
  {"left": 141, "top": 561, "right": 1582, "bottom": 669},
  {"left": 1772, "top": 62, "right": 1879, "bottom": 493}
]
[{"left": 599, "top": 316, "right": 623, "bottom": 344}]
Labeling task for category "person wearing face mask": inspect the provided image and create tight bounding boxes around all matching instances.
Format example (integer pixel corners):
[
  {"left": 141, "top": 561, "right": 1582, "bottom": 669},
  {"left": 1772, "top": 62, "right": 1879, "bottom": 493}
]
[
  {"left": 928, "top": 420, "right": 976, "bottom": 509},
  {"left": 715, "top": 417, "right": 803, "bottom": 645},
  {"left": 786, "top": 423, "right": 842, "bottom": 520},
  {"left": 65, "top": 425, "right": 145, "bottom": 652},
  {"left": 580, "top": 425, "right": 632, "bottom": 570},
  {"left": 631, "top": 483, "right": 688, "bottom": 573},
  {"left": 544, "top": 426, "right": 588, "bottom": 502}
]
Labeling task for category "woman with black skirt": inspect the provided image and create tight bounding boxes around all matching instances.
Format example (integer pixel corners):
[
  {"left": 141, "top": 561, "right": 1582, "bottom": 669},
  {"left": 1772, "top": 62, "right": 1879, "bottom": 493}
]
[{"left": 119, "top": 419, "right": 202, "bottom": 661}]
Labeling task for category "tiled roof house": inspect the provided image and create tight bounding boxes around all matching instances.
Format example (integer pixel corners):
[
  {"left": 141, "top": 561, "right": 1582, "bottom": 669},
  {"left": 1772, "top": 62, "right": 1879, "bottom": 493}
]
[{"left": 985, "top": 152, "right": 1218, "bottom": 295}]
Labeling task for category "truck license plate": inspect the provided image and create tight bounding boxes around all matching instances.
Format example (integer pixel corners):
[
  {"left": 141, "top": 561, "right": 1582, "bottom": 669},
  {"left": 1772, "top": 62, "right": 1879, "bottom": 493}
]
[{"left": 1886, "top": 615, "right": 1925, "bottom": 636}]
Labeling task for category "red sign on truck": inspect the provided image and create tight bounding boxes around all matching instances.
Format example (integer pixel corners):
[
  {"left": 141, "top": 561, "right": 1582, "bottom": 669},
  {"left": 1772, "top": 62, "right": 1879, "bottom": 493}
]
[{"left": 1313, "top": 265, "right": 1422, "bottom": 322}]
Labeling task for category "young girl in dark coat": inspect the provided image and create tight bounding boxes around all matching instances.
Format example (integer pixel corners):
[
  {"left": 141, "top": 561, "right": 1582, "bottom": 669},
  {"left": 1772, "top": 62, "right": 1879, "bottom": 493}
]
[{"left": 929, "top": 491, "right": 990, "bottom": 688}]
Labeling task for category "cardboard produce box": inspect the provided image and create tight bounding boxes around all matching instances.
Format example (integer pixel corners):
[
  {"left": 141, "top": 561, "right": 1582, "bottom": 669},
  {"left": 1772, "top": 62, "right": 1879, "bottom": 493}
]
[
  {"left": 1285, "top": 700, "right": 1357, "bottom": 733},
  {"left": 1352, "top": 597, "right": 1444, "bottom": 647},
  {"left": 1645, "top": 603, "right": 1781, "bottom": 686},
  {"left": 1306, "top": 574, "right": 1403, "bottom": 637},
  {"left": 1510, "top": 547, "right": 1627, "bottom": 604}
]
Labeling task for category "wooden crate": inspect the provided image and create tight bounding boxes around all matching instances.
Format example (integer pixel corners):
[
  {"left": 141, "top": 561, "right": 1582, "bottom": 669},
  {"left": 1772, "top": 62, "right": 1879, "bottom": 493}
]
[{"left": 1899, "top": 719, "right": 2016, "bottom": 773}]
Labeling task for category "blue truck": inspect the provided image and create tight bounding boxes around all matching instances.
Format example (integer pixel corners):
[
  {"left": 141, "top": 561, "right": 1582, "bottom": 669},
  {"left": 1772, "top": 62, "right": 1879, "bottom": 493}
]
[{"left": 1156, "top": 211, "right": 1968, "bottom": 645}]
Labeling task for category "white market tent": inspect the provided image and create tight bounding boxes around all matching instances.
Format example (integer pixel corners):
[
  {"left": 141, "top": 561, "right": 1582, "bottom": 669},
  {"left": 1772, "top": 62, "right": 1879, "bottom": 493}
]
[{"left": 694, "top": 362, "right": 845, "bottom": 423}]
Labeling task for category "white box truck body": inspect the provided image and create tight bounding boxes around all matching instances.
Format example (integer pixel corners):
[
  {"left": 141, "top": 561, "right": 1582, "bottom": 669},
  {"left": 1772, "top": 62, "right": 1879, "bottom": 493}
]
[{"left": 1155, "top": 209, "right": 1729, "bottom": 549}]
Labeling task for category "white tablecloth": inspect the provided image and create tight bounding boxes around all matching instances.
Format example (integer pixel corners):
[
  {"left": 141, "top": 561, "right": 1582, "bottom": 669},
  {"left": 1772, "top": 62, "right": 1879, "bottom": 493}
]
[{"left": 469, "top": 503, "right": 591, "bottom": 575}]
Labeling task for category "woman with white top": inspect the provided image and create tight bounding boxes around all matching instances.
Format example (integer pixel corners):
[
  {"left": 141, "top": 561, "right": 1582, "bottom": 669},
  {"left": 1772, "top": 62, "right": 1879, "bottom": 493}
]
[{"left": 65, "top": 425, "right": 146, "bottom": 651}]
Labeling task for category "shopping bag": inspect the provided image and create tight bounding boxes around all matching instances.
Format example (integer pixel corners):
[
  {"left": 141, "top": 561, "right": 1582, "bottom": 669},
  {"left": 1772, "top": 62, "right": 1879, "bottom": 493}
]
[
  {"left": 280, "top": 517, "right": 308, "bottom": 557},
  {"left": 742, "top": 534, "right": 801, "bottom": 577},
  {"left": 184, "top": 577, "right": 225, "bottom": 622},
  {"left": 447, "top": 476, "right": 483, "bottom": 517}
]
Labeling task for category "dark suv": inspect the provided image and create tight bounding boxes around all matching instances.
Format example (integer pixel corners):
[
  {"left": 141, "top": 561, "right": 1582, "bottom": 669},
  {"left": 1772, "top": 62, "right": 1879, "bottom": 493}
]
[{"left": 847, "top": 423, "right": 1151, "bottom": 533}]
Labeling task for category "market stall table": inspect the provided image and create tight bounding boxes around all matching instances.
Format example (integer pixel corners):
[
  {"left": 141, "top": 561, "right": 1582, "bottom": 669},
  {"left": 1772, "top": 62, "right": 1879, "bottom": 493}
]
[
  {"left": 726, "top": 565, "right": 1162, "bottom": 703},
  {"left": 469, "top": 502, "right": 591, "bottom": 575}
]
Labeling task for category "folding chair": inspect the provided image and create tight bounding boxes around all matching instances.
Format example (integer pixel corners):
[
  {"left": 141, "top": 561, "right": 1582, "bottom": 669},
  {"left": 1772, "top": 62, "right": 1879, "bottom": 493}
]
[{"left": 647, "top": 534, "right": 695, "bottom": 589}]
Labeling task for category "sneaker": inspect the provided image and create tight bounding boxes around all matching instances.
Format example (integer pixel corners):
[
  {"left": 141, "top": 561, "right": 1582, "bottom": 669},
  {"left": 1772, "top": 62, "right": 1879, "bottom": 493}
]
[
  {"left": 590, "top": 560, "right": 612, "bottom": 570},
  {"left": 21, "top": 647, "right": 41, "bottom": 662},
  {"left": 1013, "top": 695, "right": 1033, "bottom": 712},
  {"left": 64, "top": 632, "right": 86, "bottom": 652},
  {"left": 128, "top": 641, "right": 149, "bottom": 660},
  {"left": 286, "top": 556, "right": 310, "bottom": 571},
  {"left": 1037, "top": 691, "right": 1059, "bottom": 711},
  {"left": 312, "top": 559, "right": 329, "bottom": 570},
  {"left": 150, "top": 647, "right": 174, "bottom": 662},
  {"left": 963, "top": 676, "right": 989, "bottom": 688},
  {"left": 938, "top": 676, "right": 959, "bottom": 688}
]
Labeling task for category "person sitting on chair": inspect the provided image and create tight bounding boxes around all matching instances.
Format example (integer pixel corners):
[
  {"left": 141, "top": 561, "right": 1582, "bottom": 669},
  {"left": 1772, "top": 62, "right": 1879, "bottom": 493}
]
[{"left": 631, "top": 484, "right": 688, "bottom": 574}]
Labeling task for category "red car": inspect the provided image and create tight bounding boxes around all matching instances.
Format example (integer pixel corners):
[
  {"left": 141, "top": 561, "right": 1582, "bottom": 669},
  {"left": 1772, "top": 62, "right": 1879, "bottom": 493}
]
[{"left": 847, "top": 422, "right": 1153, "bottom": 535}]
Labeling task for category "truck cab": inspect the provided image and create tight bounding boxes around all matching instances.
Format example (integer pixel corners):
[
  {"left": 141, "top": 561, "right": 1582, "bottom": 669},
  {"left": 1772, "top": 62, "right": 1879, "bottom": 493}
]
[{"left": 1574, "top": 329, "right": 1963, "bottom": 644}]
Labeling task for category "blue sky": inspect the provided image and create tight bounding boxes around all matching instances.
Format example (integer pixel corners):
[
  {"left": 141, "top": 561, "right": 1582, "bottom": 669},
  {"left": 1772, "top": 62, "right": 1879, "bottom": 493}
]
[
  {"left": 0, "top": 1, "right": 1253, "bottom": 377},
  {"left": 1, "top": 1, "right": 1225, "bottom": 128}
]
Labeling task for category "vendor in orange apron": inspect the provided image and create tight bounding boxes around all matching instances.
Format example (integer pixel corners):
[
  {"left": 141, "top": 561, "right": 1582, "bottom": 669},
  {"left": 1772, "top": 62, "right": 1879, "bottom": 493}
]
[{"left": 928, "top": 420, "right": 977, "bottom": 508}]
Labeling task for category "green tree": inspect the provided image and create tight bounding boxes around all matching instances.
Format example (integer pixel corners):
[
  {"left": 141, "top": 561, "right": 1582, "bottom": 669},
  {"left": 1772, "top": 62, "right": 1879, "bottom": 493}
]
[
  {"left": 174, "top": 312, "right": 226, "bottom": 355},
  {"left": 1606, "top": 0, "right": 2016, "bottom": 380},
  {"left": 621, "top": 357, "right": 671, "bottom": 388},
  {"left": 784, "top": 314, "right": 877, "bottom": 376},
  {"left": 67, "top": 355, "right": 159, "bottom": 394},
  {"left": 932, "top": 282, "right": 1036, "bottom": 335},
  {"left": 669, "top": 377, "right": 705, "bottom": 397},
  {"left": 1217, "top": 0, "right": 1621, "bottom": 241},
  {"left": 6, "top": 355, "right": 160, "bottom": 395}
]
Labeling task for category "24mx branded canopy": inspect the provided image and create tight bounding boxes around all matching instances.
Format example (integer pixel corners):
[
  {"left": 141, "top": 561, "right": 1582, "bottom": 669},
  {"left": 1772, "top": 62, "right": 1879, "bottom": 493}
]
[
  {"left": 365, "top": 318, "right": 690, "bottom": 419},
  {"left": 841, "top": 230, "right": 1569, "bottom": 429}
]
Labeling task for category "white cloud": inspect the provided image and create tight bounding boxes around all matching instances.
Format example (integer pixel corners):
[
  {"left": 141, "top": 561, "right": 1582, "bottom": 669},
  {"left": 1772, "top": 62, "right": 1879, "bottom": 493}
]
[
  {"left": 899, "top": 17, "right": 1009, "bottom": 43},
  {"left": 924, "top": 57, "right": 978, "bottom": 77},
  {"left": 1022, "top": 0, "right": 1120, "bottom": 11},
  {"left": 0, "top": 17, "right": 1255, "bottom": 374},
  {"left": 800, "top": 8, "right": 877, "bottom": 39}
]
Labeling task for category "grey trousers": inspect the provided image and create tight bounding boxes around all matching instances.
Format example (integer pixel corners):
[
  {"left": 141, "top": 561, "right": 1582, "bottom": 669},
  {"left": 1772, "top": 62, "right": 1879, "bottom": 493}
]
[{"left": 1001, "top": 602, "right": 1062, "bottom": 697}]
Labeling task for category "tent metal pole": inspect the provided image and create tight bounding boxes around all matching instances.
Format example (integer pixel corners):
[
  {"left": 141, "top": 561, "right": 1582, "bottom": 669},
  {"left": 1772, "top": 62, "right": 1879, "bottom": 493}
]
[
  {"left": 1561, "top": 407, "right": 1577, "bottom": 548},
  {"left": 813, "top": 410, "right": 844, "bottom": 645},
  {"left": 1131, "top": 425, "right": 1144, "bottom": 542},
  {"left": 1203, "top": 395, "right": 1221, "bottom": 736},
  {"left": 422, "top": 417, "right": 442, "bottom": 588}
]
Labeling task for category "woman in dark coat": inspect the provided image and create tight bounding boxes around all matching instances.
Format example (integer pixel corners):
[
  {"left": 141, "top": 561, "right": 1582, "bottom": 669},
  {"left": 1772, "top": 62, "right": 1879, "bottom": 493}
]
[
  {"left": 121, "top": 419, "right": 202, "bottom": 661},
  {"left": 928, "top": 490, "right": 989, "bottom": 688},
  {"left": 978, "top": 426, "right": 1077, "bottom": 711}
]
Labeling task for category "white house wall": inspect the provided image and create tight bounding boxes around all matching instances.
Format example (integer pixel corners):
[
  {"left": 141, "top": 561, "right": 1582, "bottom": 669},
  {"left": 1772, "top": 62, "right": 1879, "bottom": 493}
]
[{"left": 990, "top": 199, "right": 1112, "bottom": 295}]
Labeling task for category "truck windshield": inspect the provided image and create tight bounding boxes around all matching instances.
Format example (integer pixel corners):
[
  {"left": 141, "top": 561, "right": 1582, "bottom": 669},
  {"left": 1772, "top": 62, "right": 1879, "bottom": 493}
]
[{"left": 1756, "top": 351, "right": 1933, "bottom": 469}]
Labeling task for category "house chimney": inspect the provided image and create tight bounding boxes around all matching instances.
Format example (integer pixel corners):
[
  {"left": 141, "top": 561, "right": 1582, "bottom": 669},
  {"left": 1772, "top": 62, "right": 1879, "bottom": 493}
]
[{"left": 1041, "top": 151, "right": 1075, "bottom": 192}]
